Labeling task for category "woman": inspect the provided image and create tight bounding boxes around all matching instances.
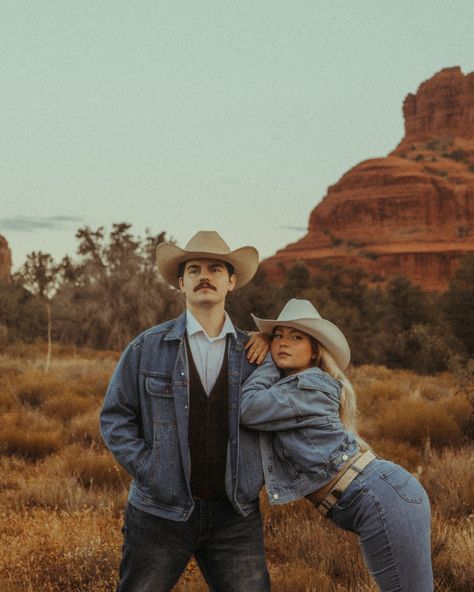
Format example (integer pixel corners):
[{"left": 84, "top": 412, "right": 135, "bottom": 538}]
[{"left": 241, "top": 299, "right": 433, "bottom": 592}]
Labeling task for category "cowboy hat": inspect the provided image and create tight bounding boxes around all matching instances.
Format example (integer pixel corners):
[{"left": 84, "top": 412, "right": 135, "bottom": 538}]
[
  {"left": 252, "top": 298, "right": 351, "bottom": 370},
  {"left": 156, "top": 230, "right": 259, "bottom": 289}
]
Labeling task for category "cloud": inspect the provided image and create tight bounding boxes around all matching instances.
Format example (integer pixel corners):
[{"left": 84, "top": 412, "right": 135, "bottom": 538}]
[{"left": 0, "top": 215, "right": 84, "bottom": 233}]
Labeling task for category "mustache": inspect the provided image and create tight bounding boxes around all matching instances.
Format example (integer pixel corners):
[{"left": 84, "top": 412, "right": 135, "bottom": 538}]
[{"left": 194, "top": 282, "right": 217, "bottom": 292}]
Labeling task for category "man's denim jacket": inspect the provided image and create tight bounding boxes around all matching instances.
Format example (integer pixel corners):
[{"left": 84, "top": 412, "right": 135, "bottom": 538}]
[
  {"left": 240, "top": 365, "right": 359, "bottom": 505},
  {"left": 100, "top": 311, "right": 276, "bottom": 521}
]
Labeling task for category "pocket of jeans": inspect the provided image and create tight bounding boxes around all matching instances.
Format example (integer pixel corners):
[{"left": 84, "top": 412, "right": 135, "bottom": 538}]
[
  {"left": 380, "top": 465, "right": 423, "bottom": 504},
  {"left": 333, "top": 481, "right": 366, "bottom": 511}
]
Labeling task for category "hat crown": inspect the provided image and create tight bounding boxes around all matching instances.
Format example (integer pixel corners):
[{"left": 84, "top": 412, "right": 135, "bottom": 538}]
[
  {"left": 184, "top": 231, "right": 231, "bottom": 255},
  {"left": 277, "top": 298, "right": 322, "bottom": 322}
]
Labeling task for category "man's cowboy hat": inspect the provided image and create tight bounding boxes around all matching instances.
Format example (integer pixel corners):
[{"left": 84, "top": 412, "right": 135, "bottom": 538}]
[
  {"left": 156, "top": 231, "right": 259, "bottom": 289},
  {"left": 252, "top": 298, "right": 351, "bottom": 370}
]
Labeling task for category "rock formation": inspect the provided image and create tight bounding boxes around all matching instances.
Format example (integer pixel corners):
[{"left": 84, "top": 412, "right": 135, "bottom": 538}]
[
  {"left": 263, "top": 67, "right": 474, "bottom": 291},
  {"left": 0, "top": 235, "right": 12, "bottom": 282}
]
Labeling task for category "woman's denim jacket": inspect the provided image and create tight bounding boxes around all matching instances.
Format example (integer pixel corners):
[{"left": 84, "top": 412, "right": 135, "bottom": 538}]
[
  {"left": 240, "top": 365, "right": 359, "bottom": 505},
  {"left": 100, "top": 312, "right": 276, "bottom": 521}
]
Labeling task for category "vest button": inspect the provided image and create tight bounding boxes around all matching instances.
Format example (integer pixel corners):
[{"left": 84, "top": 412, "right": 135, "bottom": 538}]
[
  {"left": 342, "top": 454, "right": 349, "bottom": 461},
  {"left": 273, "top": 493, "right": 279, "bottom": 500}
]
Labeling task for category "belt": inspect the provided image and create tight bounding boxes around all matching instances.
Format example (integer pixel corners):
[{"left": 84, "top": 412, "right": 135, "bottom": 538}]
[{"left": 316, "top": 450, "right": 377, "bottom": 517}]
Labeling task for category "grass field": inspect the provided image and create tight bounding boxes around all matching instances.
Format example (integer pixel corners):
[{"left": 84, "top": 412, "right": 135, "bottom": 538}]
[{"left": 0, "top": 343, "right": 472, "bottom": 591}]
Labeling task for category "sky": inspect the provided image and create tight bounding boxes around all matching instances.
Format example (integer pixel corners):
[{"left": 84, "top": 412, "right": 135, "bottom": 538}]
[{"left": 1, "top": 1, "right": 474, "bottom": 271}]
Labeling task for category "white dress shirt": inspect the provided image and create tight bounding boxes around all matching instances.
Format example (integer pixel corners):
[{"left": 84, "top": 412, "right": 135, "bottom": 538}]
[{"left": 186, "top": 309, "right": 236, "bottom": 395}]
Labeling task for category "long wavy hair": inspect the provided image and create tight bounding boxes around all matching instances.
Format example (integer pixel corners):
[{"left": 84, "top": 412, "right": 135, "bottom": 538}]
[{"left": 311, "top": 339, "right": 369, "bottom": 450}]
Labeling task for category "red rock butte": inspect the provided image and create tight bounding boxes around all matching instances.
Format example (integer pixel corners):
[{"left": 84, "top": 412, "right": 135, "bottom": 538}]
[
  {"left": 263, "top": 67, "right": 474, "bottom": 291},
  {"left": 0, "top": 235, "right": 12, "bottom": 281}
]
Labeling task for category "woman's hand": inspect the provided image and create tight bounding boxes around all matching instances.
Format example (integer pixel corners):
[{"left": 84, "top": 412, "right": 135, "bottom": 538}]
[{"left": 245, "top": 332, "right": 270, "bottom": 365}]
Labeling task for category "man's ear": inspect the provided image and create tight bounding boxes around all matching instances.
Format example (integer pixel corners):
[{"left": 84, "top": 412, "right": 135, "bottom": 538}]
[
  {"left": 228, "top": 273, "right": 237, "bottom": 292},
  {"left": 178, "top": 277, "right": 185, "bottom": 292}
]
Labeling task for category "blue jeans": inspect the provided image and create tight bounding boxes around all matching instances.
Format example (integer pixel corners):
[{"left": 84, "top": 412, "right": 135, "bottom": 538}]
[
  {"left": 328, "top": 459, "right": 433, "bottom": 592},
  {"left": 117, "top": 499, "right": 271, "bottom": 592}
]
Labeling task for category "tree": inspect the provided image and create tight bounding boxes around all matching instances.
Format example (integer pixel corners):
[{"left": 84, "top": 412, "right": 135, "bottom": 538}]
[
  {"left": 0, "top": 280, "right": 46, "bottom": 342},
  {"left": 443, "top": 254, "right": 474, "bottom": 356},
  {"left": 17, "top": 252, "right": 59, "bottom": 371},
  {"left": 53, "top": 224, "right": 182, "bottom": 350}
]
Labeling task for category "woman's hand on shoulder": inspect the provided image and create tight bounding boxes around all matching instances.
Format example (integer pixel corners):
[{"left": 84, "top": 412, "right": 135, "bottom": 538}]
[{"left": 245, "top": 332, "right": 270, "bottom": 365}]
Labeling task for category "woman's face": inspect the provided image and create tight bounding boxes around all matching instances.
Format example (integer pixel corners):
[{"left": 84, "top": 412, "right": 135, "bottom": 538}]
[{"left": 271, "top": 326, "right": 315, "bottom": 375}]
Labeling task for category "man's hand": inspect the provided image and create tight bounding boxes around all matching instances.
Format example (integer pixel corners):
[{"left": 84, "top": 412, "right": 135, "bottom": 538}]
[{"left": 245, "top": 332, "right": 270, "bottom": 364}]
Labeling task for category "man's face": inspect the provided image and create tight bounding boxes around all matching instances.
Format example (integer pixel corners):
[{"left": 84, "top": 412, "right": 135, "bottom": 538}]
[{"left": 178, "top": 259, "right": 236, "bottom": 309}]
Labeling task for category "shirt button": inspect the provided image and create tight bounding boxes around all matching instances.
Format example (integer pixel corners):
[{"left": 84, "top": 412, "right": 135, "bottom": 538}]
[
  {"left": 273, "top": 493, "right": 279, "bottom": 500},
  {"left": 342, "top": 454, "right": 349, "bottom": 461},
  {"left": 181, "top": 372, "right": 184, "bottom": 376}
]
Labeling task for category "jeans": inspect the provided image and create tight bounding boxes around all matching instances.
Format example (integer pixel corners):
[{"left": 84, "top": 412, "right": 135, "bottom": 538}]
[
  {"left": 328, "top": 459, "right": 433, "bottom": 592},
  {"left": 117, "top": 499, "right": 271, "bottom": 592}
]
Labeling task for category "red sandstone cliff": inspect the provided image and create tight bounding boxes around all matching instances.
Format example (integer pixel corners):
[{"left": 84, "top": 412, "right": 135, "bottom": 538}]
[
  {"left": 0, "top": 235, "right": 12, "bottom": 282},
  {"left": 263, "top": 67, "right": 474, "bottom": 291}
]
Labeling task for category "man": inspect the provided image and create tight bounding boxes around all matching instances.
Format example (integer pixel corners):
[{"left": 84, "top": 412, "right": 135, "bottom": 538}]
[{"left": 100, "top": 231, "right": 276, "bottom": 592}]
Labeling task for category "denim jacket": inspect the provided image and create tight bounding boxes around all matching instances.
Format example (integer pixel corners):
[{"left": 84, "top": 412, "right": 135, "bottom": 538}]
[
  {"left": 240, "top": 365, "right": 359, "bottom": 505},
  {"left": 100, "top": 312, "right": 276, "bottom": 521}
]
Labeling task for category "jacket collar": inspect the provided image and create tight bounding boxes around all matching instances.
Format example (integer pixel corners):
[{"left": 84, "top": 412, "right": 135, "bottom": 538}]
[
  {"left": 277, "top": 367, "right": 341, "bottom": 394},
  {"left": 164, "top": 311, "right": 187, "bottom": 341},
  {"left": 164, "top": 310, "right": 243, "bottom": 347}
]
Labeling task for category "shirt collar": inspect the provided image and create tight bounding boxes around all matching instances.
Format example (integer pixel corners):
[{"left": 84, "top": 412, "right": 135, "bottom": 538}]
[{"left": 186, "top": 309, "right": 236, "bottom": 342}]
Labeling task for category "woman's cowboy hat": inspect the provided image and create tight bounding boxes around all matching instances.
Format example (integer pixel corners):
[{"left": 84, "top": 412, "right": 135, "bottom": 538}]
[
  {"left": 156, "top": 231, "right": 259, "bottom": 289},
  {"left": 252, "top": 298, "right": 351, "bottom": 370}
]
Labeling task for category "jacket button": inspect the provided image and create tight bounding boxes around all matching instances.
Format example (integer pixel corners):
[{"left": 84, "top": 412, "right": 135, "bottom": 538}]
[
  {"left": 268, "top": 465, "right": 273, "bottom": 472},
  {"left": 273, "top": 493, "right": 279, "bottom": 500},
  {"left": 342, "top": 454, "right": 349, "bottom": 461}
]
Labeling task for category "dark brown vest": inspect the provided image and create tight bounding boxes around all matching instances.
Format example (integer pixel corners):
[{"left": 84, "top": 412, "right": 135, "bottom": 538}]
[{"left": 186, "top": 336, "right": 229, "bottom": 499}]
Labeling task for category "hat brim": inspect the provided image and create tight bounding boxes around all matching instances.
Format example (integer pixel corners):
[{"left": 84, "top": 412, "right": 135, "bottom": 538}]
[
  {"left": 156, "top": 242, "right": 259, "bottom": 289},
  {"left": 251, "top": 314, "right": 351, "bottom": 370}
]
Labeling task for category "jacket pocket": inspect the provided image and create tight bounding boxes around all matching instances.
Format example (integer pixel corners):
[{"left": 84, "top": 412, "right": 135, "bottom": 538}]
[
  {"left": 144, "top": 375, "right": 176, "bottom": 426},
  {"left": 236, "top": 428, "right": 264, "bottom": 504}
]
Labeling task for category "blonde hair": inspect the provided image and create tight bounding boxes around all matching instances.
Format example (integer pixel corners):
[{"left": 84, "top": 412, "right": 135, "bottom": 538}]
[{"left": 312, "top": 341, "right": 369, "bottom": 451}]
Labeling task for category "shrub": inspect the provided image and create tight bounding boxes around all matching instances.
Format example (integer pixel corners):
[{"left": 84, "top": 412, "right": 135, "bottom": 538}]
[
  {"left": 432, "top": 516, "right": 474, "bottom": 592},
  {"left": 372, "top": 398, "right": 464, "bottom": 448},
  {"left": 0, "top": 410, "right": 64, "bottom": 460},
  {"left": 62, "top": 444, "right": 129, "bottom": 489},
  {"left": 356, "top": 377, "right": 408, "bottom": 415},
  {"left": 68, "top": 408, "right": 103, "bottom": 445},
  {"left": 422, "top": 448, "right": 474, "bottom": 518},
  {"left": 369, "top": 439, "right": 423, "bottom": 471},
  {"left": 0, "top": 427, "right": 63, "bottom": 460},
  {"left": 42, "top": 393, "right": 95, "bottom": 421},
  {"left": 0, "top": 508, "right": 122, "bottom": 592},
  {"left": 13, "top": 372, "right": 67, "bottom": 408}
]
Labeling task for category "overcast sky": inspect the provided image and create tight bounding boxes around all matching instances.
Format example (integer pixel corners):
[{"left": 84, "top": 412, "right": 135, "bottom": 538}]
[{"left": 1, "top": 1, "right": 473, "bottom": 270}]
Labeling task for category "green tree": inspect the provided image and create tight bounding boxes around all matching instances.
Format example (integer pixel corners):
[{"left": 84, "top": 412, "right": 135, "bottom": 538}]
[
  {"left": 0, "top": 280, "right": 46, "bottom": 342},
  {"left": 443, "top": 254, "right": 474, "bottom": 356},
  {"left": 17, "top": 252, "right": 59, "bottom": 370},
  {"left": 53, "top": 224, "right": 182, "bottom": 349}
]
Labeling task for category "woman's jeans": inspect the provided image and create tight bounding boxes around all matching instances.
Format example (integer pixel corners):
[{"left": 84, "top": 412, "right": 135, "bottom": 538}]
[
  {"left": 328, "top": 459, "right": 433, "bottom": 592},
  {"left": 117, "top": 498, "right": 270, "bottom": 592}
]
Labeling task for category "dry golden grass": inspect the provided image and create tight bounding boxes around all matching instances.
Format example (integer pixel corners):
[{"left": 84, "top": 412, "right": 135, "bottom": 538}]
[{"left": 0, "top": 345, "right": 472, "bottom": 591}]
